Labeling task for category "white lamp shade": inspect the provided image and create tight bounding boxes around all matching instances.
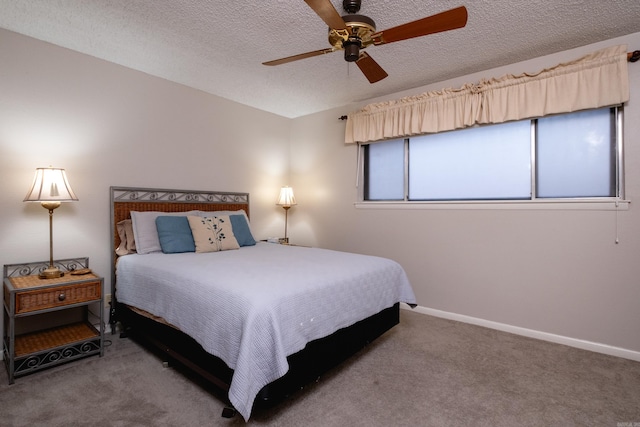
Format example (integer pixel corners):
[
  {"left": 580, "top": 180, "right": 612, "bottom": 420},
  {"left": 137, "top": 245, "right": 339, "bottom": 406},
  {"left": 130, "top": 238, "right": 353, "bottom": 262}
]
[
  {"left": 24, "top": 167, "right": 78, "bottom": 202},
  {"left": 276, "top": 186, "right": 297, "bottom": 207}
]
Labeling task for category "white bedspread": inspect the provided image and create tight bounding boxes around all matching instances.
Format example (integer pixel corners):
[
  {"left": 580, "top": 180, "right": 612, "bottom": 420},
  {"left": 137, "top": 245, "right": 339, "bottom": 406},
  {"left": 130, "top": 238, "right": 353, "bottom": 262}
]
[{"left": 116, "top": 242, "right": 416, "bottom": 420}]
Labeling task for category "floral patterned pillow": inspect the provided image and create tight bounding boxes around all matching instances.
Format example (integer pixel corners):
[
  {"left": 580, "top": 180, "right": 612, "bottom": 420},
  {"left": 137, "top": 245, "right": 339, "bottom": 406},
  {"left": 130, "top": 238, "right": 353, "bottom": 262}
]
[{"left": 187, "top": 215, "right": 240, "bottom": 253}]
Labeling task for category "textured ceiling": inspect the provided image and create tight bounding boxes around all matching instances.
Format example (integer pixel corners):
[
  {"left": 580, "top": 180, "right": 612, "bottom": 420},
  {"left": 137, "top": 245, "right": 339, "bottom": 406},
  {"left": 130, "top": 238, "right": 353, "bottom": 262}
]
[{"left": 1, "top": 1, "right": 639, "bottom": 118}]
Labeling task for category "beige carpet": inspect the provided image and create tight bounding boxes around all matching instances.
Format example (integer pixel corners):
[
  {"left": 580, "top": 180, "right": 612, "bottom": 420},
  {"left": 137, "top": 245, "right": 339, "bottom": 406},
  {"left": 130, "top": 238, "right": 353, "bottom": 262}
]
[{"left": 1, "top": 309, "right": 639, "bottom": 426}]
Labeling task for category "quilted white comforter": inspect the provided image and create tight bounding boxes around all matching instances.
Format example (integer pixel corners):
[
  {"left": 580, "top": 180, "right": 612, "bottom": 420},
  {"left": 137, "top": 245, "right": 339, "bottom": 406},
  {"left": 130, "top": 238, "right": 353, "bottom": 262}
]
[{"left": 116, "top": 242, "right": 416, "bottom": 420}]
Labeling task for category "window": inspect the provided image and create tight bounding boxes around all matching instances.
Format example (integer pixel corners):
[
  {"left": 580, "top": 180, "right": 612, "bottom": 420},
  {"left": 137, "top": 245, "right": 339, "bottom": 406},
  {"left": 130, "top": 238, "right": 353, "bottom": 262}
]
[
  {"left": 363, "top": 106, "right": 622, "bottom": 203},
  {"left": 536, "top": 108, "right": 617, "bottom": 198},
  {"left": 364, "top": 139, "right": 404, "bottom": 200}
]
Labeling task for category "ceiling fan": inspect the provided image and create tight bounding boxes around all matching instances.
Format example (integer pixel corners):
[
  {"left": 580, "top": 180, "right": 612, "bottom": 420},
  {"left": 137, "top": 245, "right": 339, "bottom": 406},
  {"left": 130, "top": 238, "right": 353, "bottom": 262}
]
[{"left": 263, "top": 0, "right": 468, "bottom": 84}]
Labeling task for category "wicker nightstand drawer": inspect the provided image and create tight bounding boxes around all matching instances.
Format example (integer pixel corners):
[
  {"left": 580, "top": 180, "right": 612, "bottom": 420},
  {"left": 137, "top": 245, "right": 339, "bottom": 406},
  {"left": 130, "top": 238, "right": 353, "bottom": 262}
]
[{"left": 13, "top": 280, "right": 101, "bottom": 314}]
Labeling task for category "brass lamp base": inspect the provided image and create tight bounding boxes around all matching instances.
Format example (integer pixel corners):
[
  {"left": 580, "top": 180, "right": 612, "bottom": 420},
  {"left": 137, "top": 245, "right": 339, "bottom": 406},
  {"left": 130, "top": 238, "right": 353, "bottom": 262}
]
[
  {"left": 39, "top": 266, "right": 64, "bottom": 279},
  {"left": 39, "top": 201, "right": 64, "bottom": 279}
]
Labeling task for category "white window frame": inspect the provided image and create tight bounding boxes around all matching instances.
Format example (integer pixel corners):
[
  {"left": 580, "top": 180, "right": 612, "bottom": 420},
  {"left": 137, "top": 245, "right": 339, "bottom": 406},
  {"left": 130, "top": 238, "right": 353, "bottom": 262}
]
[{"left": 356, "top": 106, "right": 629, "bottom": 211}]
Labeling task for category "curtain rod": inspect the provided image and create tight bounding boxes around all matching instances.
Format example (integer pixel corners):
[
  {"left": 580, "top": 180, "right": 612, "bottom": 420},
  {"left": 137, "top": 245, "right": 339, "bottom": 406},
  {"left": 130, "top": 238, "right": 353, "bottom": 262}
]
[{"left": 339, "top": 50, "right": 639, "bottom": 120}]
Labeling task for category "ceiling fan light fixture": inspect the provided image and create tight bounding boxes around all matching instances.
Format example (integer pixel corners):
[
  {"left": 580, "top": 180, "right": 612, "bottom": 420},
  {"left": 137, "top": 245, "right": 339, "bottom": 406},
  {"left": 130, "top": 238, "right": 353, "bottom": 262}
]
[{"left": 343, "top": 38, "right": 361, "bottom": 62}]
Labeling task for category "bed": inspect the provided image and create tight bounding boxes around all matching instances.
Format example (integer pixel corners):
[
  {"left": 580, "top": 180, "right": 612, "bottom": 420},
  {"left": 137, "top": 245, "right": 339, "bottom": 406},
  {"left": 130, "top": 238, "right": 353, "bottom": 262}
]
[{"left": 109, "top": 186, "right": 416, "bottom": 420}]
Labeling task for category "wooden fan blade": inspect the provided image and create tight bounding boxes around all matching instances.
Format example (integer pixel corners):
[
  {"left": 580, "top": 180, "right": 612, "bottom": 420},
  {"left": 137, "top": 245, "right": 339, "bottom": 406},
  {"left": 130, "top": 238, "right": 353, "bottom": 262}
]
[
  {"left": 372, "top": 6, "right": 468, "bottom": 46},
  {"left": 355, "top": 52, "right": 388, "bottom": 83},
  {"left": 263, "top": 48, "right": 336, "bottom": 66},
  {"left": 304, "top": 0, "right": 347, "bottom": 30}
]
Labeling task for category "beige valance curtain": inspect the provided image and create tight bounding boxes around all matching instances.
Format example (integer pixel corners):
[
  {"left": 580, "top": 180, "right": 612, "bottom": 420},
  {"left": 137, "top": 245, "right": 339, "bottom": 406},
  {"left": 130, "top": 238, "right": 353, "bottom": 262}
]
[{"left": 345, "top": 44, "right": 629, "bottom": 144}]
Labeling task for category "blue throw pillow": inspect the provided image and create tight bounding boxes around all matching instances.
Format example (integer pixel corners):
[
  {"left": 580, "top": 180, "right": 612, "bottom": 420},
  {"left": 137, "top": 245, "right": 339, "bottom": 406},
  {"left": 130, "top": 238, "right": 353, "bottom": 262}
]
[
  {"left": 230, "top": 214, "right": 256, "bottom": 247},
  {"left": 156, "top": 216, "right": 195, "bottom": 253}
]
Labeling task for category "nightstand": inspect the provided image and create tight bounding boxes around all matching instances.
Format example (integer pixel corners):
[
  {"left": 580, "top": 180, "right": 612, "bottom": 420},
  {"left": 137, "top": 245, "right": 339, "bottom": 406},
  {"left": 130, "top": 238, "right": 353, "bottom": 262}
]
[
  {"left": 2, "top": 258, "right": 104, "bottom": 384},
  {"left": 262, "top": 239, "right": 309, "bottom": 247}
]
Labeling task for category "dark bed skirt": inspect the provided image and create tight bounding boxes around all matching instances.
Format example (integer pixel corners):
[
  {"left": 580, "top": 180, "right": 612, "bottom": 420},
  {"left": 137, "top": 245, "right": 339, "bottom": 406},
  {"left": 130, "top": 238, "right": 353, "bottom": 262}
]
[{"left": 114, "top": 302, "right": 400, "bottom": 413}]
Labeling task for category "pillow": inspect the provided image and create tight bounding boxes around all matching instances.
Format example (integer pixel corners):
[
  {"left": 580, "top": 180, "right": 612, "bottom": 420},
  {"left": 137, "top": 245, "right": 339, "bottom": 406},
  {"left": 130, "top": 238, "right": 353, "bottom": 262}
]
[
  {"left": 195, "top": 209, "right": 254, "bottom": 243},
  {"left": 187, "top": 215, "right": 240, "bottom": 253},
  {"left": 156, "top": 216, "right": 195, "bottom": 253},
  {"left": 115, "top": 219, "right": 136, "bottom": 255},
  {"left": 131, "top": 210, "right": 200, "bottom": 254},
  {"left": 229, "top": 214, "right": 256, "bottom": 246}
]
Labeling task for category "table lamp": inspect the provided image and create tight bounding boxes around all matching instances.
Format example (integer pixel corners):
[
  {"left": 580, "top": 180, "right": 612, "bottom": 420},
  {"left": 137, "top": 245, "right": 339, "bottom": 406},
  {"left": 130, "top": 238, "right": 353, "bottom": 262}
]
[
  {"left": 276, "top": 186, "right": 296, "bottom": 244},
  {"left": 24, "top": 167, "right": 78, "bottom": 279}
]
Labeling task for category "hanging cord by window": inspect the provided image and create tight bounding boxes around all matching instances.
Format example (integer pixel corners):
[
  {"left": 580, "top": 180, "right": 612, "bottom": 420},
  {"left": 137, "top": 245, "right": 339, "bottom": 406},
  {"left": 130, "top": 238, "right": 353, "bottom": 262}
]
[
  {"left": 615, "top": 199, "right": 620, "bottom": 244},
  {"left": 355, "top": 142, "right": 362, "bottom": 188}
]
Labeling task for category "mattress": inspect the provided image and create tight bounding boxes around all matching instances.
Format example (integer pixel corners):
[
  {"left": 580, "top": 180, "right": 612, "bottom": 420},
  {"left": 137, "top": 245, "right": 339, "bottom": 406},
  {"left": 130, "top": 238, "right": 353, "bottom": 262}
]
[{"left": 116, "top": 242, "right": 416, "bottom": 419}]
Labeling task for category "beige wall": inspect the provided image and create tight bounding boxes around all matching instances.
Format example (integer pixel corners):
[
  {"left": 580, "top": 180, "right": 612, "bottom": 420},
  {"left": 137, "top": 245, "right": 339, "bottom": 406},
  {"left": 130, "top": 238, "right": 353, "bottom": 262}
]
[
  {"left": 289, "top": 32, "right": 640, "bottom": 358},
  {"left": 0, "top": 29, "right": 292, "bottom": 337},
  {"left": 1, "top": 27, "right": 639, "bottom": 360}
]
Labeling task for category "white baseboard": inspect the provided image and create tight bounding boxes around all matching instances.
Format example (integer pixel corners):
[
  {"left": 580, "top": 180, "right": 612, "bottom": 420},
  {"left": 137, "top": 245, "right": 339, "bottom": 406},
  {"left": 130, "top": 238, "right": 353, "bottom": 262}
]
[{"left": 402, "top": 304, "right": 640, "bottom": 362}]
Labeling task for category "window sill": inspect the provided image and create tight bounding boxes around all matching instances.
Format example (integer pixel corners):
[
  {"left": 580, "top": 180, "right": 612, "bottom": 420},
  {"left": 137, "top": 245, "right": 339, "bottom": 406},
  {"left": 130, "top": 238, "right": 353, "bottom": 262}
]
[{"left": 354, "top": 199, "right": 631, "bottom": 211}]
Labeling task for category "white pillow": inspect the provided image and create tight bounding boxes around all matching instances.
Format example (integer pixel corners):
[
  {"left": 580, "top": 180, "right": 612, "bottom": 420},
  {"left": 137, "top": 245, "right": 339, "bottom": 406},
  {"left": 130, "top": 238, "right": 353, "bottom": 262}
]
[{"left": 130, "top": 210, "right": 200, "bottom": 254}]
